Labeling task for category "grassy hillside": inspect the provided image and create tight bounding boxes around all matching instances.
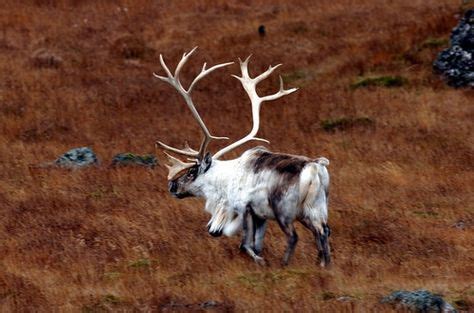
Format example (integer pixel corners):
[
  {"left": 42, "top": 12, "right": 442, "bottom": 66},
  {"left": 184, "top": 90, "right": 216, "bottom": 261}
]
[{"left": 0, "top": 0, "right": 472, "bottom": 311}]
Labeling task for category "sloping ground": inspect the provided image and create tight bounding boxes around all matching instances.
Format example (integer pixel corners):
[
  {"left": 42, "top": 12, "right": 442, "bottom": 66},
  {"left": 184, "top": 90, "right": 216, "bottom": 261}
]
[{"left": 0, "top": 0, "right": 472, "bottom": 311}]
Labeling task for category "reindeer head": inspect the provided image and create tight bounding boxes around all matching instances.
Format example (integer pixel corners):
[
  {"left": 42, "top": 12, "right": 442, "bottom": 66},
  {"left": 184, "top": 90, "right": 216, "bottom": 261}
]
[{"left": 165, "top": 152, "right": 212, "bottom": 199}]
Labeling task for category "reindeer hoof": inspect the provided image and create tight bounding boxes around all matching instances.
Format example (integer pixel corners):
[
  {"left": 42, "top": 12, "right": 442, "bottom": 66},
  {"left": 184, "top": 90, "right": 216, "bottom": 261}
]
[
  {"left": 280, "top": 257, "right": 291, "bottom": 267},
  {"left": 254, "top": 256, "right": 266, "bottom": 266}
]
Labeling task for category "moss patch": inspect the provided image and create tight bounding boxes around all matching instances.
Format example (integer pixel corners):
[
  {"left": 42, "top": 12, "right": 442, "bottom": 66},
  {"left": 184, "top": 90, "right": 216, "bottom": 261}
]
[
  {"left": 351, "top": 75, "right": 406, "bottom": 89},
  {"left": 421, "top": 37, "right": 449, "bottom": 49},
  {"left": 321, "top": 116, "right": 375, "bottom": 132}
]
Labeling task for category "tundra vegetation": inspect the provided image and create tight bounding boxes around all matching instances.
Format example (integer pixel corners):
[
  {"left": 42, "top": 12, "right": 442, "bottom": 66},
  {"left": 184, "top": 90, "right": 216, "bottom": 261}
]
[{"left": 0, "top": 0, "right": 472, "bottom": 311}]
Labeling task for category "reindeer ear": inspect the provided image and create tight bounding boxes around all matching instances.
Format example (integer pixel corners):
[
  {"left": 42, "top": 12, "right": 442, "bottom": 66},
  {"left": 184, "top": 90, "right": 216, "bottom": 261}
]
[{"left": 200, "top": 152, "right": 213, "bottom": 173}]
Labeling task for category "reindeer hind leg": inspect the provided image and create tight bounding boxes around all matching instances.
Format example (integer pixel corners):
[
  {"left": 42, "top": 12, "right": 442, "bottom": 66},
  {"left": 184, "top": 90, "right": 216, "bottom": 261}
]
[
  {"left": 300, "top": 217, "right": 331, "bottom": 267},
  {"left": 320, "top": 222, "right": 331, "bottom": 266}
]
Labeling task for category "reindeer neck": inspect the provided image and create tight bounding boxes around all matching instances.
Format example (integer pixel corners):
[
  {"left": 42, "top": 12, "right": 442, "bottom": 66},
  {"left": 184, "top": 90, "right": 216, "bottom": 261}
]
[{"left": 193, "top": 157, "right": 243, "bottom": 200}]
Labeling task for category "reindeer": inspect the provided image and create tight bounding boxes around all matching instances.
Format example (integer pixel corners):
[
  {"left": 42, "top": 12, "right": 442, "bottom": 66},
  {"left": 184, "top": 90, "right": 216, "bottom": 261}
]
[{"left": 154, "top": 48, "right": 331, "bottom": 267}]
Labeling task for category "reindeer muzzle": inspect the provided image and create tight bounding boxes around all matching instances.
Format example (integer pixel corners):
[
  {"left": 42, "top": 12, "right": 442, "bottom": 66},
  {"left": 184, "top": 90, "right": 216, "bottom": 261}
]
[
  {"left": 168, "top": 181, "right": 178, "bottom": 193},
  {"left": 207, "top": 224, "right": 223, "bottom": 237}
]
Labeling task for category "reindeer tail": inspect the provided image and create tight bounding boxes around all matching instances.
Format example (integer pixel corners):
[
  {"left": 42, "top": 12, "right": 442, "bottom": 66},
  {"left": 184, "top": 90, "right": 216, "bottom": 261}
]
[{"left": 314, "top": 157, "right": 329, "bottom": 166}]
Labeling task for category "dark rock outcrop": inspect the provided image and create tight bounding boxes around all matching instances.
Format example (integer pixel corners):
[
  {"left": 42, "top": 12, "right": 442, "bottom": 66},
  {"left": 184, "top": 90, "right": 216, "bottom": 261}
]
[
  {"left": 31, "top": 48, "right": 63, "bottom": 68},
  {"left": 381, "top": 289, "right": 457, "bottom": 312},
  {"left": 433, "top": 9, "right": 474, "bottom": 87},
  {"left": 54, "top": 147, "right": 98, "bottom": 169}
]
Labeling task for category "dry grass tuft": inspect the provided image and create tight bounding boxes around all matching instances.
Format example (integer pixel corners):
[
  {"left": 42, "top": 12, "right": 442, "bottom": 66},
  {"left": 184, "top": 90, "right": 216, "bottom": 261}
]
[{"left": 0, "top": 0, "right": 472, "bottom": 311}]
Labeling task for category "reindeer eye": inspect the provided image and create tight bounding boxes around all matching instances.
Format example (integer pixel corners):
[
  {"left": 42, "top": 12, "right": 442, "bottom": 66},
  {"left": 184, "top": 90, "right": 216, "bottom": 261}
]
[{"left": 188, "top": 167, "right": 198, "bottom": 177}]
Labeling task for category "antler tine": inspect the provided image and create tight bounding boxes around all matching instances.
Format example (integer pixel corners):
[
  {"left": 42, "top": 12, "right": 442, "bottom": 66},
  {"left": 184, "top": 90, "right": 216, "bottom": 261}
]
[
  {"left": 154, "top": 54, "right": 173, "bottom": 82},
  {"left": 154, "top": 47, "right": 232, "bottom": 161},
  {"left": 173, "top": 46, "right": 198, "bottom": 88},
  {"left": 213, "top": 56, "right": 297, "bottom": 160},
  {"left": 184, "top": 141, "right": 198, "bottom": 154},
  {"left": 163, "top": 152, "right": 195, "bottom": 180},
  {"left": 156, "top": 140, "right": 199, "bottom": 157},
  {"left": 254, "top": 63, "right": 282, "bottom": 84},
  {"left": 239, "top": 55, "right": 252, "bottom": 77},
  {"left": 188, "top": 61, "right": 234, "bottom": 93},
  {"left": 261, "top": 75, "right": 298, "bottom": 102}
]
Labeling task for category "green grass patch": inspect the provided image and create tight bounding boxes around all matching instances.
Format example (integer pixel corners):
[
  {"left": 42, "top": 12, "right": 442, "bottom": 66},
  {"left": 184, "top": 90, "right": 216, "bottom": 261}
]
[
  {"left": 111, "top": 153, "right": 157, "bottom": 168},
  {"left": 237, "top": 269, "right": 311, "bottom": 291},
  {"left": 285, "top": 268, "right": 312, "bottom": 276},
  {"left": 288, "top": 21, "right": 309, "bottom": 34},
  {"left": 321, "top": 291, "right": 337, "bottom": 301},
  {"left": 321, "top": 116, "right": 375, "bottom": 132},
  {"left": 103, "top": 272, "right": 121, "bottom": 280},
  {"left": 89, "top": 186, "right": 120, "bottom": 200},
  {"left": 81, "top": 294, "right": 123, "bottom": 313},
  {"left": 128, "top": 258, "right": 153, "bottom": 269},
  {"left": 351, "top": 75, "right": 406, "bottom": 89},
  {"left": 413, "top": 210, "right": 439, "bottom": 218},
  {"left": 237, "top": 273, "right": 270, "bottom": 292},
  {"left": 461, "top": 0, "right": 474, "bottom": 11},
  {"left": 237, "top": 274, "right": 264, "bottom": 288},
  {"left": 89, "top": 189, "right": 105, "bottom": 199},
  {"left": 421, "top": 37, "right": 449, "bottom": 49},
  {"left": 103, "top": 294, "right": 121, "bottom": 305},
  {"left": 119, "top": 153, "right": 155, "bottom": 162},
  {"left": 281, "top": 69, "right": 312, "bottom": 86}
]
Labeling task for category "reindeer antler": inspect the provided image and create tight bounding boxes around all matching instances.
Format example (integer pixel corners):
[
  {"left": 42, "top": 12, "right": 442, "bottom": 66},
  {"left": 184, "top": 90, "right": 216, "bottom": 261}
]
[
  {"left": 162, "top": 152, "right": 195, "bottom": 180},
  {"left": 154, "top": 47, "right": 232, "bottom": 161},
  {"left": 213, "top": 56, "right": 297, "bottom": 159}
]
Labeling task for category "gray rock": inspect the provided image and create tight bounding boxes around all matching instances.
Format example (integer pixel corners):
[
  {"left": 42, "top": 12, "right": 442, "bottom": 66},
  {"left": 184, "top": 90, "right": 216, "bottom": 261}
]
[
  {"left": 451, "top": 10, "right": 474, "bottom": 49},
  {"left": 54, "top": 147, "right": 98, "bottom": 169},
  {"left": 452, "top": 220, "right": 466, "bottom": 230},
  {"left": 110, "top": 153, "right": 157, "bottom": 168},
  {"left": 381, "top": 289, "right": 457, "bottom": 312},
  {"left": 337, "top": 296, "right": 355, "bottom": 302},
  {"left": 159, "top": 299, "right": 233, "bottom": 311},
  {"left": 200, "top": 300, "right": 218, "bottom": 308},
  {"left": 31, "top": 48, "right": 63, "bottom": 68},
  {"left": 433, "top": 9, "right": 474, "bottom": 87}
]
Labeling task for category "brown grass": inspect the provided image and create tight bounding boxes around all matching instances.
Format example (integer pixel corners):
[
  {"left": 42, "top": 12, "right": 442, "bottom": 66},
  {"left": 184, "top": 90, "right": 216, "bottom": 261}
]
[{"left": 0, "top": 0, "right": 473, "bottom": 311}]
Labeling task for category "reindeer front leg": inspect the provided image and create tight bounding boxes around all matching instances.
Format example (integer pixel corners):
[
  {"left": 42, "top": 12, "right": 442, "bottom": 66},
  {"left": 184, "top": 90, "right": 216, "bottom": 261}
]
[
  {"left": 240, "top": 206, "right": 266, "bottom": 265},
  {"left": 253, "top": 214, "right": 267, "bottom": 256},
  {"left": 276, "top": 216, "right": 299, "bottom": 266},
  {"left": 239, "top": 212, "right": 267, "bottom": 255}
]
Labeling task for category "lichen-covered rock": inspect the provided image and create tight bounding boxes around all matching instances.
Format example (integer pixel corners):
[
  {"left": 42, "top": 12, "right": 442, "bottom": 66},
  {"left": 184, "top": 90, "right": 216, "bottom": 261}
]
[
  {"left": 54, "top": 147, "right": 98, "bottom": 169},
  {"left": 433, "top": 9, "right": 474, "bottom": 87},
  {"left": 381, "top": 290, "right": 457, "bottom": 312},
  {"left": 31, "top": 48, "right": 63, "bottom": 68},
  {"left": 451, "top": 9, "right": 474, "bottom": 49},
  {"left": 110, "top": 153, "right": 157, "bottom": 168}
]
